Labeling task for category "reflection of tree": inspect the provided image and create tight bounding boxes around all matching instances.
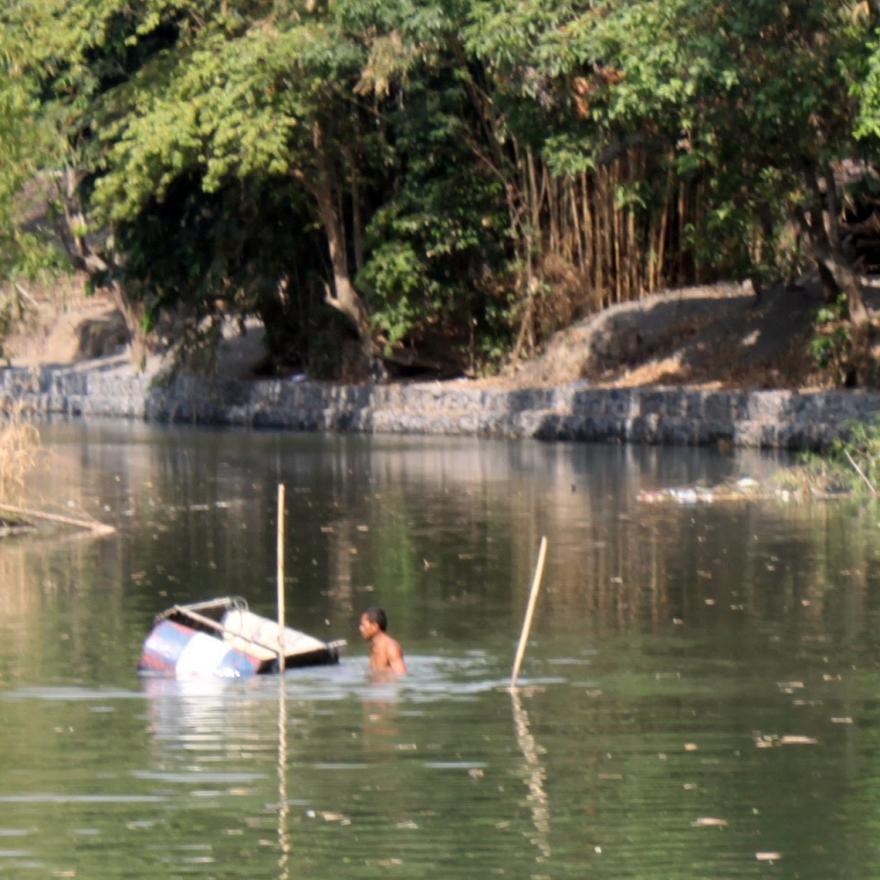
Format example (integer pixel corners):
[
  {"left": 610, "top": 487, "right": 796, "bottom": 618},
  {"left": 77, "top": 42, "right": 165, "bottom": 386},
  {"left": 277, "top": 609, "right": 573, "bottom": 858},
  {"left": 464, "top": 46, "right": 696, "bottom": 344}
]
[
  {"left": 14, "top": 423, "right": 880, "bottom": 679},
  {"left": 511, "top": 689, "right": 551, "bottom": 860},
  {"left": 0, "top": 533, "right": 130, "bottom": 683}
]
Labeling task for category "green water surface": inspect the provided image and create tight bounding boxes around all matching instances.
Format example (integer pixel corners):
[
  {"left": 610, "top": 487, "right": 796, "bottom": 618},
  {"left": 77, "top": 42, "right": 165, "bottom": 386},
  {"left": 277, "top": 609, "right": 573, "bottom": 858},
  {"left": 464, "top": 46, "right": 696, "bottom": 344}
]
[{"left": 0, "top": 420, "right": 877, "bottom": 879}]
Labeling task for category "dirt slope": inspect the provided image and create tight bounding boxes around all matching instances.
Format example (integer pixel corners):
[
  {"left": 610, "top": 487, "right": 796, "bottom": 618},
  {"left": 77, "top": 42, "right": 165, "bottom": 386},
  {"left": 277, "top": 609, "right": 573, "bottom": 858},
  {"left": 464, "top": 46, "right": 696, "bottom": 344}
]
[
  {"left": 505, "top": 280, "right": 876, "bottom": 390},
  {"left": 2, "top": 281, "right": 127, "bottom": 367},
  {"left": 3, "top": 276, "right": 875, "bottom": 390}
]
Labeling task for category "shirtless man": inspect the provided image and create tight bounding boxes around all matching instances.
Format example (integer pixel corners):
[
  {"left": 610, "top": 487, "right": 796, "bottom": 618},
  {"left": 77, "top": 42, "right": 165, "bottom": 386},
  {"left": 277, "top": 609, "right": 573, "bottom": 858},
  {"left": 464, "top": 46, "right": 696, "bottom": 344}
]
[{"left": 358, "top": 607, "right": 407, "bottom": 674}]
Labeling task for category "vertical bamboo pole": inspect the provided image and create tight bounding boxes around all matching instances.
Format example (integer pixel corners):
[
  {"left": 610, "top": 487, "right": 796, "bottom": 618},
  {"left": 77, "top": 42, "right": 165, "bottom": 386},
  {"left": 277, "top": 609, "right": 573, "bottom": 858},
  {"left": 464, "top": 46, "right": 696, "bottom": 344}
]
[
  {"left": 582, "top": 172, "right": 596, "bottom": 307},
  {"left": 600, "top": 168, "right": 612, "bottom": 306},
  {"left": 657, "top": 178, "right": 670, "bottom": 290},
  {"left": 678, "top": 185, "right": 687, "bottom": 285},
  {"left": 612, "top": 161, "right": 622, "bottom": 303},
  {"left": 510, "top": 536, "right": 549, "bottom": 689},
  {"left": 277, "top": 483, "right": 286, "bottom": 673},
  {"left": 569, "top": 179, "right": 583, "bottom": 272},
  {"left": 628, "top": 207, "right": 638, "bottom": 300}
]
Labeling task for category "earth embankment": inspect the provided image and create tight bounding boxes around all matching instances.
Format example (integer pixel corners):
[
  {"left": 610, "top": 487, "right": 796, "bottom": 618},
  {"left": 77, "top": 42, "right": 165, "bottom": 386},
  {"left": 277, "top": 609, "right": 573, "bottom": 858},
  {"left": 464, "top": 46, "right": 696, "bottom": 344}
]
[{"left": 2, "top": 280, "right": 879, "bottom": 449}]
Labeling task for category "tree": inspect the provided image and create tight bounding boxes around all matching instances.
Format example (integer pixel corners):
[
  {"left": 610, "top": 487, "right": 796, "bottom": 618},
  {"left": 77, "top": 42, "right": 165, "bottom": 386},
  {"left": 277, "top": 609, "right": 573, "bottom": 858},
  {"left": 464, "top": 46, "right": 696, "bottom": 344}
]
[
  {"left": 0, "top": 65, "right": 61, "bottom": 292},
  {"left": 90, "top": 0, "right": 466, "bottom": 371},
  {"left": 467, "top": 0, "right": 879, "bottom": 324}
]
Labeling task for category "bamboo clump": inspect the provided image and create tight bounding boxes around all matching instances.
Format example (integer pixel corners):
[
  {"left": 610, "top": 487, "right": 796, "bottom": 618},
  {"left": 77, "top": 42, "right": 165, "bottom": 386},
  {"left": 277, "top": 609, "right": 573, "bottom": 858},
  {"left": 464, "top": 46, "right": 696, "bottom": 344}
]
[{"left": 502, "top": 144, "right": 703, "bottom": 359}]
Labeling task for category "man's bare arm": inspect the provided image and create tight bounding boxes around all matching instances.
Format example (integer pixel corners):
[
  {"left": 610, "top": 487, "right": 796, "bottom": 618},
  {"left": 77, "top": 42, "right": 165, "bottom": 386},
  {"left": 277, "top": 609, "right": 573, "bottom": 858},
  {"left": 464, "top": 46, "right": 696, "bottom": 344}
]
[{"left": 387, "top": 639, "right": 407, "bottom": 674}]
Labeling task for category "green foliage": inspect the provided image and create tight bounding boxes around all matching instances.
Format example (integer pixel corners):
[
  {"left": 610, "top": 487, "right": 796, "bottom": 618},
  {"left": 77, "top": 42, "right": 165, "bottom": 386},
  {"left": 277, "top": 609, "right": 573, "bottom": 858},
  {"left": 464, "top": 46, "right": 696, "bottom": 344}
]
[
  {"left": 354, "top": 62, "right": 514, "bottom": 369},
  {"left": 828, "top": 418, "right": 880, "bottom": 498},
  {"left": 467, "top": 0, "right": 876, "bottom": 286},
  {"left": 0, "top": 68, "right": 60, "bottom": 281},
  {"left": 809, "top": 295, "right": 853, "bottom": 385},
  {"left": 786, "top": 417, "right": 880, "bottom": 501},
  {"left": 2, "top": 0, "right": 880, "bottom": 377}
]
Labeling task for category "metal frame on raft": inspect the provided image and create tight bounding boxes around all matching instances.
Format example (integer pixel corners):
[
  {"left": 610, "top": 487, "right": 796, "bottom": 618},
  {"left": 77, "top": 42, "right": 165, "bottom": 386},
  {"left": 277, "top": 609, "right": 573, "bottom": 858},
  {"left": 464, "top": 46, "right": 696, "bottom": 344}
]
[{"left": 138, "top": 595, "right": 345, "bottom": 679}]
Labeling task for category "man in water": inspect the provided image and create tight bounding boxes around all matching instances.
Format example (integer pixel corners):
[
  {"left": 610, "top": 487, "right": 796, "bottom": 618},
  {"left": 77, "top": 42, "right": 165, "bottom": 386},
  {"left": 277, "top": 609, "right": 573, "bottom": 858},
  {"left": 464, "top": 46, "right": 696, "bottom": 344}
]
[{"left": 358, "top": 606, "right": 407, "bottom": 674}]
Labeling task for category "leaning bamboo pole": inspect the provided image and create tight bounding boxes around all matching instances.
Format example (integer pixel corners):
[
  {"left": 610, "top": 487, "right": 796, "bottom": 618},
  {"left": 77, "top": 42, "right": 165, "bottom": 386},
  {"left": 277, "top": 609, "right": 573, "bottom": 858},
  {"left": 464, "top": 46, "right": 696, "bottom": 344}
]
[{"left": 510, "top": 536, "right": 549, "bottom": 689}]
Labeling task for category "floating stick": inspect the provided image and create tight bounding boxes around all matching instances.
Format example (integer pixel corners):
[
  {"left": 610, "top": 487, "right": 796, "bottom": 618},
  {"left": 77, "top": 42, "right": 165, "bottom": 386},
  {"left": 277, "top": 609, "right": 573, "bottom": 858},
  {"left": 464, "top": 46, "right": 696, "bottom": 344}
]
[
  {"left": 510, "top": 536, "right": 548, "bottom": 689},
  {"left": 277, "top": 483, "right": 286, "bottom": 672},
  {"left": 0, "top": 501, "right": 114, "bottom": 536}
]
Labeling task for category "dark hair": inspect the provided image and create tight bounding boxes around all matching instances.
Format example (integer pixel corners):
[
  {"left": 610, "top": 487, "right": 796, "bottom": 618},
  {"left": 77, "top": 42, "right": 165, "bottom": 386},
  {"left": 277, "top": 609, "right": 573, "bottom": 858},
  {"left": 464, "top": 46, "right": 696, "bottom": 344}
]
[{"left": 363, "top": 606, "right": 388, "bottom": 632}]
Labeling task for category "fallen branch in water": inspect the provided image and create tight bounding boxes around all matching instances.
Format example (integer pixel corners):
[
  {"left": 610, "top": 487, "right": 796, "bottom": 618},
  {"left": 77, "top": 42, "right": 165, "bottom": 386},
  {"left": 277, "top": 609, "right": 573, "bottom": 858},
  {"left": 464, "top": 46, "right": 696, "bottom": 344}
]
[{"left": 0, "top": 502, "right": 115, "bottom": 536}]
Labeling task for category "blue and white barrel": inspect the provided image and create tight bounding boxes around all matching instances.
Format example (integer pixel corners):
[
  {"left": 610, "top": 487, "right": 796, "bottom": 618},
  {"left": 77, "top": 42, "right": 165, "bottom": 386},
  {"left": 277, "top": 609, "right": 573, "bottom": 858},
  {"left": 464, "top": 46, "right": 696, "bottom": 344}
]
[{"left": 138, "top": 621, "right": 262, "bottom": 678}]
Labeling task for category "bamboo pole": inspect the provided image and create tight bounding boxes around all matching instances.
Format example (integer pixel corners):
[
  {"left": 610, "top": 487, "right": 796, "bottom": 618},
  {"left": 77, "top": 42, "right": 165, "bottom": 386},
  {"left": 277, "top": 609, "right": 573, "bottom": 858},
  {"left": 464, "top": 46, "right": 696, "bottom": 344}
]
[
  {"left": 612, "top": 162, "right": 622, "bottom": 304},
  {"left": 510, "top": 536, "right": 548, "bottom": 689},
  {"left": 277, "top": 483, "right": 286, "bottom": 672}
]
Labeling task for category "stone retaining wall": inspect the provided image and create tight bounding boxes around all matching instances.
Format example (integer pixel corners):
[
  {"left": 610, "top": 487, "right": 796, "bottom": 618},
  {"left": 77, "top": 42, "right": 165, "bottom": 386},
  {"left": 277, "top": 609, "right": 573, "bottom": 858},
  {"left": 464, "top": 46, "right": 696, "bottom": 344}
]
[{"left": 2, "top": 361, "right": 879, "bottom": 449}]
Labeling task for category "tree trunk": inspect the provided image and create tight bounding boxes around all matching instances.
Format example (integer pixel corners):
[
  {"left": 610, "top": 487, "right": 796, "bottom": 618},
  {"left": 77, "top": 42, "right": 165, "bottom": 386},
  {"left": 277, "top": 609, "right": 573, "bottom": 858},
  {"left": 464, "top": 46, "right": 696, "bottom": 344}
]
[
  {"left": 308, "top": 124, "right": 374, "bottom": 368},
  {"left": 53, "top": 168, "right": 148, "bottom": 366},
  {"left": 350, "top": 167, "right": 364, "bottom": 274},
  {"left": 818, "top": 249, "right": 870, "bottom": 324},
  {"left": 799, "top": 183, "right": 870, "bottom": 325}
]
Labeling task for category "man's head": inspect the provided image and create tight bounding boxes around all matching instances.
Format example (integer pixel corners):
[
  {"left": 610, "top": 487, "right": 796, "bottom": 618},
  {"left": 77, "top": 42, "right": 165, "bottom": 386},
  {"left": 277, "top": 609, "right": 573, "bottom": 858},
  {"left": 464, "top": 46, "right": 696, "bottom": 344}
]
[{"left": 359, "top": 606, "right": 388, "bottom": 640}]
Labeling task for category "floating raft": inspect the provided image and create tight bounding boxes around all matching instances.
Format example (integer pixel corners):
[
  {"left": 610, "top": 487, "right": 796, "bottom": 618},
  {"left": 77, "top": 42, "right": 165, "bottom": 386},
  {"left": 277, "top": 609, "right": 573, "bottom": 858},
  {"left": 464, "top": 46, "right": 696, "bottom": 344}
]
[{"left": 138, "top": 596, "right": 344, "bottom": 678}]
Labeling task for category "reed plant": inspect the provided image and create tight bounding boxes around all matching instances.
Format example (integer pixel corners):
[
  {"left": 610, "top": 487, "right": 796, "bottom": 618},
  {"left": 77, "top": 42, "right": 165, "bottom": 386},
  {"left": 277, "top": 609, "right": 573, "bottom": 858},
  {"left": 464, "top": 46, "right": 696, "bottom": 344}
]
[
  {"left": 0, "top": 400, "right": 39, "bottom": 502},
  {"left": 774, "top": 418, "right": 880, "bottom": 500}
]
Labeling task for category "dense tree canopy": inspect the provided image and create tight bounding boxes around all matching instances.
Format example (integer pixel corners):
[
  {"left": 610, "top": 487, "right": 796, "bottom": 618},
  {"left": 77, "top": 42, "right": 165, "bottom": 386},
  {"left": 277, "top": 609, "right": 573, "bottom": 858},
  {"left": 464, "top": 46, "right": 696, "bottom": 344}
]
[{"left": 2, "top": 0, "right": 880, "bottom": 379}]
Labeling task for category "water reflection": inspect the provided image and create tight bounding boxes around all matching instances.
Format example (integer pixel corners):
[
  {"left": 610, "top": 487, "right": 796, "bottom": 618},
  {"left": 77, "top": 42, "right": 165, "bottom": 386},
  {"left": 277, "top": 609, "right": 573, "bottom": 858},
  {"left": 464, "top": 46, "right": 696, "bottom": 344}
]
[
  {"left": 276, "top": 676, "right": 290, "bottom": 880},
  {"left": 511, "top": 688, "right": 551, "bottom": 860},
  {"left": 8, "top": 422, "right": 880, "bottom": 878}
]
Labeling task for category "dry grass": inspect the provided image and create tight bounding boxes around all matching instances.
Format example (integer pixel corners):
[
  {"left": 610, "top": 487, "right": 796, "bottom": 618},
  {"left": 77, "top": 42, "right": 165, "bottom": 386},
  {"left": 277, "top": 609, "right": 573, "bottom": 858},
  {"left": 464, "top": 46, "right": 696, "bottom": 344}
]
[{"left": 0, "top": 402, "right": 40, "bottom": 502}]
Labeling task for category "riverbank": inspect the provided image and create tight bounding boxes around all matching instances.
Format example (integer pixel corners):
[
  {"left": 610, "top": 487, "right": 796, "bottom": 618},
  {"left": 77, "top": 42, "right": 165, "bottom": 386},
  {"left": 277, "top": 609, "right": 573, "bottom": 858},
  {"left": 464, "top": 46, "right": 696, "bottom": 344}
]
[
  {"left": 3, "top": 280, "right": 880, "bottom": 449},
  {"left": 2, "top": 356, "right": 879, "bottom": 449}
]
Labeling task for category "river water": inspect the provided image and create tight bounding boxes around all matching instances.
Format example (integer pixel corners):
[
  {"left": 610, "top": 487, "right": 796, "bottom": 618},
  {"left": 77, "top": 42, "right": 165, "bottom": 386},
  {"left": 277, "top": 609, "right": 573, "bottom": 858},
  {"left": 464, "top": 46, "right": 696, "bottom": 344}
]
[{"left": 1, "top": 419, "right": 879, "bottom": 878}]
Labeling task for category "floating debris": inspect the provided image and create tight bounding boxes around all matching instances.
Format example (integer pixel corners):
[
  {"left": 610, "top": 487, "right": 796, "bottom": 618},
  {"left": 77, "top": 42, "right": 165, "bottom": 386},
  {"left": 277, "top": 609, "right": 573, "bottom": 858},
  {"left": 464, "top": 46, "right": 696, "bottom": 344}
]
[
  {"left": 306, "top": 810, "right": 351, "bottom": 825},
  {"left": 777, "top": 681, "right": 805, "bottom": 693},
  {"left": 754, "top": 734, "right": 819, "bottom": 748},
  {"left": 756, "top": 852, "right": 782, "bottom": 862},
  {"left": 638, "top": 479, "right": 789, "bottom": 506},
  {"left": 693, "top": 817, "right": 728, "bottom": 828}
]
